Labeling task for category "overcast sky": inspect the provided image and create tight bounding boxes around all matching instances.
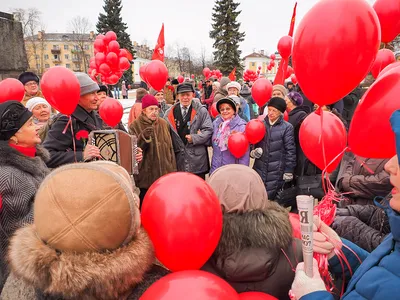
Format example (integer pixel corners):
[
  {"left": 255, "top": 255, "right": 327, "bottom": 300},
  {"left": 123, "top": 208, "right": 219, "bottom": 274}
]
[{"left": 1, "top": 0, "right": 377, "bottom": 59}]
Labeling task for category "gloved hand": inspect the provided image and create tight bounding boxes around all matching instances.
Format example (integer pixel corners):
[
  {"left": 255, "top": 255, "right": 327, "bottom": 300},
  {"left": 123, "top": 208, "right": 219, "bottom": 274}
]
[
  {"left": 290, "top": 258, "right": 327, "bottom": 300},
  {"left": 142, "top": 127, "right": 154, "bottom": 140},
  {"left": 313, "top": 216, "right": 343, "bottom": 259},
  {"left": 250, "top": 147, "right": 263, "bottom": 159},
  {"left": 283, "top": 173, "right": 294, "bottom": 182}
]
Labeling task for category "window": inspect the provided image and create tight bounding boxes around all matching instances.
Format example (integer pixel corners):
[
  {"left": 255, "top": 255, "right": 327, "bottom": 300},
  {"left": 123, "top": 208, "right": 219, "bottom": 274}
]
[
  {"left": 45, "top": 64, "right": 50, "bottom": 68},
  {"left": 64, "top": 45, "right": 69, "bottom": 50},
  {"left": 35, "top": 54, "right": 39, "bottom": 59},
  {"left": 84, "top": 45, "right": 89, "bottom": 50},
  {"left": 251, "top": 62, "right": 256, "bottom": 67},
  {"left": 53, "top": 54, "right": 59, "bottom": 60},
  {"left": 53, "top": 45, "right": 57, "bottom": 49},
  {"left": 44, "top": 54, "right": 49, "bottom": 60},
  {"left": 75, "top": 64, "right": 80, "bottom": 69},
  {"left": 66, "top": 64, "right": 71, "bottom": 68},
  {"left": 74, "top": 45, "right": 79, "bottom": 50},
  {"left": 65, "top": 54, "right": 69, "bottom": 60}
]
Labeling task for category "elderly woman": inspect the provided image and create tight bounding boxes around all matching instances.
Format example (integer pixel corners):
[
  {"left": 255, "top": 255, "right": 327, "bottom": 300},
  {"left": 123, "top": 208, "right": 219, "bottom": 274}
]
[
  {"left": 0, "top": 101, "right": 49, "bottom": 292},
  {"left": 18, "top": 72, "right": 44, "bottom": 107},
  {"left": 210, "top": 97, "right": 249, "bottom": 174},
  {"left": 203, "top": 164, "right": 302, "bottom": 300},
  {"left": 149, "top": 88, "right": 170, "bottom": 118},
  {"left": 226, "top": 81, "right": 250, "bottom": 121},
  {"left": 25, "top": 97, "right": 51, "bottom": 130}
]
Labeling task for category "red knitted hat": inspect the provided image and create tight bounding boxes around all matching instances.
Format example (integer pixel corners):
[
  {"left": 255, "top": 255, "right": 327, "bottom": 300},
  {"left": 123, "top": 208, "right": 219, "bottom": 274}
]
[{"left": 141, "top": 95, "right": 159, "bottom": 109}]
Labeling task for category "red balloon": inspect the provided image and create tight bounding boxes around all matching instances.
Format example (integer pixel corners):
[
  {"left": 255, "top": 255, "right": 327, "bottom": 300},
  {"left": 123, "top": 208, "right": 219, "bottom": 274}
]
[
  {"left": 95, "top": 52, "right": 106, "bottom": 67},
  {"left": 96, "top": 34, "right": 105, "bottom": 40},
  {"left": 141, "top": 270, "right": 239, "bottom": 300},
  {"left": 284, "top": 110, "right": 289, "bottom": 121},
  {"left": 270, "top": 61, "right": 275, "bottom": 67},
  {"left": 349, "top": 67, "right": 400, "bottom": 158},
  {"left": 99, "top": 97, "right": 123, "bottom": 127},
  {"left": 289, "top": 213, "right": 301, "bottom": 239},
  {"left": 108, "top": 40, "right": 120, "bottom": 54},
  {"left": 119, "top": 48, "right": 128, "bottom": 58},
  {"left": 145, "top": 60, "right": 169, "bottom": 91},
  {"left": 277, "top": 35, "right": 293, "bottom": 59},
  {"left": 89, "top": 60, "right": 97, "bottom": 70},
  {"left": 0, "top": 78, "right": 25, "bottom": 104},
  {"left": 211, "top": 102, "right": 219, "bottom": 118},
  {"left": 245, "top": 119, "right": 266, "bottom": 144},
  {"left": 107, "top": 74, "right": 120, "bottom": 85},
  {"left": 370, "top": 49, "right": 396, "bottom": 79},
  {"left": 291, "top": 74, "right": 298, "bottom": 85},
  {"left": 203, "top": 67, "right": 211, "bottom": 78},
  {"left": 141, "top": 173, "right": 223, "bottom": 272},
  {"left": 258, "top": 66, "right": 262, "bottom": 70},
  {"left": 139, "top": 64, "right": 148, "bottom": 82},
  {"left": 105, "top": 31, "right": 117, "bottom": 43},
  {"left": 378, "top": 61, "right": 400, "bottom": 79},
  {"left": 287, "top": 66, "right": 294, "bottom": 77},
  {"left": 99, "top": 63, "right": 111, "bottom": 76},
  {"left": 373, "top": 0, "right": 400, "bottom": 43},
  {"left": 292, "top": 0, "right": 380, "bottom": 106},
  {"left": 178, "top": 75, "right": 184, "bottom": 83},
  {"left": 191, "top": 74, "right": 195, "bottom": 79},
  {"left": 228, "top": 132, "right": 249, "bottom": 159},
  {"left": 119, "top": 57, "right": 131, "bottom": 71},
  {"left": 300, "top": 110, "right": 347, "bottom": 173},
  {"left": 267, "top": 65, "right": 272, "bottom": 71},
  {"left": 106, "top": 52, "right": 119, "bottom": 68},
  {"left": 251, "top": 78, "right": 273, "bottom": 107},
  {"left": 270, "top": 54, "right": 276, "bottom": 60},
  {"left": 41, "top": 66, "right": 80, "bottom": 115},
  {"left": 239, "top": 292, "right": 278, "bottom": 300},
  {"left": 94, "top": 38, "right": 105, "bottom": 52}
]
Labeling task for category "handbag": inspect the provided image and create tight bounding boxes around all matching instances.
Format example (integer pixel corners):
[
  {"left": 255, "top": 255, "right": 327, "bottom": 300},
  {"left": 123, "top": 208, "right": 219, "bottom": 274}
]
[
  {"left": 296, "top": 160, "right": 325, "bottom": 200},
  {"left": 275, "top": 182, "right": 298, "bottom": 208}
]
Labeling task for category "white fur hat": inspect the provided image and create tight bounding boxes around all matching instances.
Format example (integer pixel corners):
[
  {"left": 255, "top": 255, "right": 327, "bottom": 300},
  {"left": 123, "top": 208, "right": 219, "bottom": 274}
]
[
  {"left": 25, "top": 97, "right": 50, "bottom": 112},
  {"left": 226, "top": 81, "right": 241, "bottom": 92}
]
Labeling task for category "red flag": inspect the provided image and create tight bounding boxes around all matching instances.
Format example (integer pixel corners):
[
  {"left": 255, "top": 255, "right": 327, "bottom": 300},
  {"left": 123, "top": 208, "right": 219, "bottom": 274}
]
[
  {"left": 152, "top": 23, "right": 165, "bottom": 62},
  {"left": 288, "top": 2, "right": 297, "bottom": 37},
  {"left": 229, "top": 67, "right": 236, "bottom": 81}
]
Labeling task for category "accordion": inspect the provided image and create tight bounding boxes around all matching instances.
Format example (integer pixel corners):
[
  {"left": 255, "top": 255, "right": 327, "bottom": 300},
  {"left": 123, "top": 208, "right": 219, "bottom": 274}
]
[{"left": 89, "top": 130, "right": 139, "bottom": 175}]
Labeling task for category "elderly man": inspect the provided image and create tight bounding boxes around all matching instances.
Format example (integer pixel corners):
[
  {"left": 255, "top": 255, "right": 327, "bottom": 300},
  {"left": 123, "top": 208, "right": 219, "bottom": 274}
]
[
  {"left": 18, "top": 72, "right": 45, "bottom": 107},
  {"left": 165, "top": 82, "right": 213, "bottom": 179}
]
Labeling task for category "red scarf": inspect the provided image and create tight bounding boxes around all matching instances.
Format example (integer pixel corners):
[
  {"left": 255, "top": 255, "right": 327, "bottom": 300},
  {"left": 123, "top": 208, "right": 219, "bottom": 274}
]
[{"left": 9, "top": 143, "right": 37, "bottom": 158}]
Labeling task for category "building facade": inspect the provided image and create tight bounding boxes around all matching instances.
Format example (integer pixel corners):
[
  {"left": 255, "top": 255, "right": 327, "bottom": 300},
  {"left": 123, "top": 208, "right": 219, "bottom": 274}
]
[
  {"left": 242, "top": 50, "right": 281, "bottom": 80},
  {"left": 25, "top": 31, "right": 95, "bottom": 76}
]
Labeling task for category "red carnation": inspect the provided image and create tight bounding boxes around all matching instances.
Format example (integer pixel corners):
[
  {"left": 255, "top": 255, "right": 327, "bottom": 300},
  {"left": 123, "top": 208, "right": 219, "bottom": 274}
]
[{"left": 75, "top": 130, "right": 89, "bottom": 141}]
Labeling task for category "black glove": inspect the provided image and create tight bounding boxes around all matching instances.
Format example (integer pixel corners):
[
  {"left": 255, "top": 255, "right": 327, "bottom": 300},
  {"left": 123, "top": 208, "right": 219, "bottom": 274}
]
[{"left": 142, "top": 127, "right": 154, "bottom": 140}]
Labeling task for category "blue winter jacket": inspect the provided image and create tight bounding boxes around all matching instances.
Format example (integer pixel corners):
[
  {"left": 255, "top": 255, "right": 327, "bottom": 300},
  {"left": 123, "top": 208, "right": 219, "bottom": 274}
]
[
  {"left": 253, "top": 115, "right": 296, "bottom": 199},
  {"left": 210, "top": 115, "right": 249, "bottom": 174},
  {"left": 302, "top": 202, "right": 400, "bottom": 300}
]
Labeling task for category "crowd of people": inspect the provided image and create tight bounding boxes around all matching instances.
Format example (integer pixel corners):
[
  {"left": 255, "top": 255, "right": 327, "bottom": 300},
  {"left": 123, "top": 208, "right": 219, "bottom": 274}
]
[{"left": 0, "top": 68, "right": 398, "bottom": 300}]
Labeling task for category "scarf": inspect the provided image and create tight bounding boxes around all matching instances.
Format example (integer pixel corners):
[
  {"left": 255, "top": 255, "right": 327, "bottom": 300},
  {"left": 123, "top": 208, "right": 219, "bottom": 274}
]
[
  {"left": 215, "top": 118, "right": 232, "bottom": 151},
  {"left": 9, "top": 143, "right": 37, "bottom": 158}
]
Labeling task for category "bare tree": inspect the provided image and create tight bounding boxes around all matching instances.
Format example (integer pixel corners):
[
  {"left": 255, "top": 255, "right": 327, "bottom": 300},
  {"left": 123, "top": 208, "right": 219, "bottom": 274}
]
[
  {"left": 200, "top": 45, "right": 207, "bottom": 69},
  {"left": 175, "top": 43, "right": 184, "bottom": 73},
  {"left": 69, "top": 16, "right": 93, "bottom": 72}
]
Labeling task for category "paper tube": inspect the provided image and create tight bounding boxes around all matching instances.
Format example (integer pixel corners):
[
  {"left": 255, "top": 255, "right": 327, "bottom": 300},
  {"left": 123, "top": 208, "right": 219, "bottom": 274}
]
[{"left": 296, "top": 195, "right": 314, "bottom": 277}]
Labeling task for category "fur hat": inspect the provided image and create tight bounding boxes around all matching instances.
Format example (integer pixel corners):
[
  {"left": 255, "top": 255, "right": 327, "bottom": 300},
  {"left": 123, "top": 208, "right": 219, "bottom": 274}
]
[
  {"left": 33, "top": 161, "right": 140, "bottom": 253},
  {"left": 272, "top": 84, "right": 288, "bottom": 98},
  {"left": 269, "top": 97, "right": 287, "bottom": 113},
  {"left": 98, "top": 85, "right": 108, "bottom": 94},
  {"left": 18, "top": 71, "right": 39, "bottom": 85},
  {"left": 176, "top": 82, "right": 195, "bottom": 94},
  {"left": 216, "top": 97, "right": 237, "bottom": 114},
  {"left": 220, "top": 77, "right": 231, "bottom": 88},
  {"left": 0, "top": 101, "right": 32, "bottom": 141},
  {"left": 226, "top": 81, "right": 241, "bottom": 92},
  {"left": 141, "top": 95, "right": 159, "bottom": 109},
  {"left": 75, "top": 72, "right": 99, "bottom": 96},
  {"left": 287, "top": 92, "right": 304, "bottom": 106},
  {"left": 25, "top": 97, "right": 50, "bottom": 112}
]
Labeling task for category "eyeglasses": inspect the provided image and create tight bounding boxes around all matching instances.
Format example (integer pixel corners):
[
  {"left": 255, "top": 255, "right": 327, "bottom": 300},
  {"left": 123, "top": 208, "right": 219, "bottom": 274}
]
[
  {"left": 25, "top": 82, "right": 38, "bottom": 87},
  {"left": 220, "top": 108, "right": 233, "bottom": 112}
]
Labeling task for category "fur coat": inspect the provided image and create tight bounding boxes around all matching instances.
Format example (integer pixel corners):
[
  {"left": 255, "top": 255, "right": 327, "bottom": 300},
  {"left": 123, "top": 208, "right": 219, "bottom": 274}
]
[
  {"left": 129, "top": 114, "right": 177, "bottom": 189},
  {"left": 201, "top": 208, "right": 303, "bottom": 300},
  {"left": 1, "top": 226, "right": 169, "bottom": 300},
  {"left": 0, "top": 141, "right": 50, "bottom": 292}
]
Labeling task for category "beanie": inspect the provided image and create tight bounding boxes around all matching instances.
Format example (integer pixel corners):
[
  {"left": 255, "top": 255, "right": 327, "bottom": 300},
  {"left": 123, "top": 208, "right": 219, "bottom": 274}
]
[
  {"left": 75, "top": 72, "right": 99, "bottom": 96},
  {"left": 287, "top": 92, "right": 304, "bottom": 106},
  {"left": 220, "top": 77, "right": 231, "bottom": 88},
  {"left": 272, "top": 84, "right": 288, "bottom": 98},
  {"left": 142, "top": 95, "right": 159, "bottom": 109},
  {"left": 226, "top": 81, "right": 241, "bottom": 92},
  {"left": 0, "top": 101, "right": 33, "bottom": 141},
  {"left": 25, "top": 97, "right": 50, "bottom": 112},
  {"left": 18, "top": 72, "right": 40, "bottom": 85},
  {"left": 268, "top": 97, "right": 287, "bottom": 113}
]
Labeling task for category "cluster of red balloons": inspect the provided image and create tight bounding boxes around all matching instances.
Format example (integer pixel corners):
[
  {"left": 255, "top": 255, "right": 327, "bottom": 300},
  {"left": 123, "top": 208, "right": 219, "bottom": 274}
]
[
  {"left": 243, "top": 69, "right": 258, "bottom": 82},
  {"left": 0, "top": 78, "right": 25, "bottom": 104},
  {"left": 139, "top": 60, "right": 169, "bottom": 91},
  {"left": 89, "top": 31, "right": 132, "bottom": 85},
  {"left": 203, "top": 68, "right": 222, "bottom": 80},
  {"left": 267, "top": 58, "right": 276, "bottom": 71}
]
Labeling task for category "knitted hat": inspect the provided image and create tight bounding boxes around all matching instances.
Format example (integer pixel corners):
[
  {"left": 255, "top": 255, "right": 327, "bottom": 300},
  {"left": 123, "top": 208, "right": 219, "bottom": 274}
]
[
  {"left": 25, "top": 97, "right": 50, "bottom": 112},
  {"left": 98, "top": 85, "right": 108, "bottom": 94},
  {"left": 228, "top": 95, "right": 241, "bottom": 106},
  {"left": 269, "top": 97, "right": 287, "bottom": 113},
  {"left": 141, "top": 95, "right": 159, "bottom": 109},
  {"left": 33, "top": 161, "right": 140, "bottom": 253},
  {"left": 216, "top": 97, "right": 237, "bottom": 114},
  {"left": 176, "top": 83, "right": 195, "bottom": 94},
  {"left": 287, "top": 92, "right": 304, "bottom": 106},
  {"left": 149, "top": 88, "right": 163, "bottom": 96},
  {"left": 226, "top": 81, "right": 241, "bottom": 92},
  {"left": 272, "top": 84, "right": 288, "bottom": 98},
  {"left": 18, "top": 71, "right": 39, "bottom": 85},
  {"left": 220, "top": 77, "right": 231, "bottom": 88},
  {"left": 75, "top": 72, "right": 100, "bottom": 96},
  {"left": 0, "top": 101, "right": 32, "bottom": 141}
]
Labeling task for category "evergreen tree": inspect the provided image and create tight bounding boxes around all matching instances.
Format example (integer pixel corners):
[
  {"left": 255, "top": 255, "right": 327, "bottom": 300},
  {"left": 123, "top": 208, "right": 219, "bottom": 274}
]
[
  {"left": 96, "top": 0, "right": 134, "bottom": 83},
  {"left": 210, "top": 0, "right": 245, "bottom": 77}
]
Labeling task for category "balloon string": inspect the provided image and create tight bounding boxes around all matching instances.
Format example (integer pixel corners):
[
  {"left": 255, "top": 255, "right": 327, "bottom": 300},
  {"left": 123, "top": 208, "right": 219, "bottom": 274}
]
[
  {"left": 355, "top": 156, "right": 375, "bottom": 175},
  {"left": 69, "top": 117, "right": 77, "bottom": 163},
  {"left": 62, "top": 116, "right": 72, "bottom": 134}
]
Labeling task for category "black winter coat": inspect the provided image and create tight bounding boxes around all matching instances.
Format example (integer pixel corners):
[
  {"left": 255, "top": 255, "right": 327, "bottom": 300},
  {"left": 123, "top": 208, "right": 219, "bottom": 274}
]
[
  {"left": 240, "top": 85, "right": 257, "bottom": 119},
  {"left": 253, "top": 116, "right": 296, "bottom": 199}
]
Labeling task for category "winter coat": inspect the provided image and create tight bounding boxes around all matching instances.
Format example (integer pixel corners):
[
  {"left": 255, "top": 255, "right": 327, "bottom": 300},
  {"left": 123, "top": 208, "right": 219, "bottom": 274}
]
[
  {"left": 213, "top": 89, "right": 228, "bottom": 103},
  {"left": 301, "top": 201, "right": 400, "bottom": 300},
  {"left": 253, "top": 116, "right": 296, "bottom": 199},
  {"left": 210, "top": 115, "right": 249, "bottom": 174},
  {"left": 240, "top": 85, "right": 258, "bottom": 119},
  {"left": 239, "top": 97, "right": 251, "bottom": 121},
  {"left": 128, "top": 103, "right": 142, "bottom": 126},
  {"left": 42, "top": 105, "right": 105, "bottom": 168},
  {"left": 121, "top": 83, "right": 127, "bottom": 96},
  {"left": 342, "top": 89, "right": 360, "bottom": 125},
  {"left": 159, "top": 101, "right": 170, "bottom": 119},
  {"left": 165, "top": 100, "right": 213, "bottom": 175},
  {"left": 0, "top": 226, "right": 170, "bottom": 300},
  {"left": 0, "top": 142, "right": 49, "bottom": 292},
  {"left": 333, "top": 200, "right": 390, "bottom": 252},
  {"left": 129, "top": 114, "right": 177, "bottom": 189},
  {"left": 202, "top": 209, "right": 303, "bottom": 300},
  {"left": 21, "top": 90, "right": 44, "bottom": 107},
  {"left": 336, "top": 152, "right": 391, "bottom": 206}
]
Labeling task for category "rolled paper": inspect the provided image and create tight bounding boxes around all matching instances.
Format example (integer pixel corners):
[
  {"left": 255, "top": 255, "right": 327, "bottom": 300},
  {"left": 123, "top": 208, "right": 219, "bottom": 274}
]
[{"left": 296, "top": 195, "right": 314, "bottom": 277}]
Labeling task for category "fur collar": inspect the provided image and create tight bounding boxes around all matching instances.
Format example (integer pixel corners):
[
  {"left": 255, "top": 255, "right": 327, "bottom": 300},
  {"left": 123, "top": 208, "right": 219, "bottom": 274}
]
[
  {"left": 214, "top": 208, "right": 293, "bottom": 259},
  {"left": 8, "top": 225, "right": 155, "bottom": 300},
  {"left": 0, "top": 141, "right": 49, "bottom": 178}
]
